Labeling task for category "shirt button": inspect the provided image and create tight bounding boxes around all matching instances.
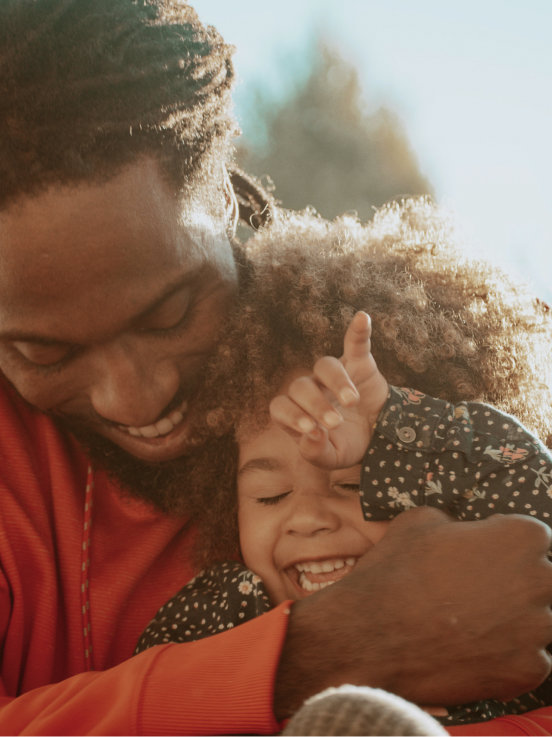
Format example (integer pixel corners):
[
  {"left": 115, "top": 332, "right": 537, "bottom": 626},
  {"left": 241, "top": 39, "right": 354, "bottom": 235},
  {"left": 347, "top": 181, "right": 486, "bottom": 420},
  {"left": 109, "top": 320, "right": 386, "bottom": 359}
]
[{"left": 397, "top": 427, "right": 416, "bottom": 443}]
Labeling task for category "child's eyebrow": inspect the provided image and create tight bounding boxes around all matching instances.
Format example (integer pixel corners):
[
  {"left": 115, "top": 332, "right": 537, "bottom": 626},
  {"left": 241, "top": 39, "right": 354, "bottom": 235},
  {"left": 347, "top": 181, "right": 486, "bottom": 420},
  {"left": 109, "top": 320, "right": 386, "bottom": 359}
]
[{"left": 237, "top": 457, "right": 283, "bottom": 478}]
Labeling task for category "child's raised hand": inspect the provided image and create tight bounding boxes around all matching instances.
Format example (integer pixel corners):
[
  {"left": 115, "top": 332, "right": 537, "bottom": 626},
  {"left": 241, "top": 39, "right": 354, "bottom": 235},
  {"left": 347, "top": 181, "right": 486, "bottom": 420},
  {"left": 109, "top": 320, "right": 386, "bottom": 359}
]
[{"left": 269, "top": 311, "right": 389, "bottom": 469}]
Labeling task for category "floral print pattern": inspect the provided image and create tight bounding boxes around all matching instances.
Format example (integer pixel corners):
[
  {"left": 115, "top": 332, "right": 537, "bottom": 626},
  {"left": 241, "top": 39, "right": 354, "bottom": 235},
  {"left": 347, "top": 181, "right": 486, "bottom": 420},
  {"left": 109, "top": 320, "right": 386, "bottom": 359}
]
[
  {"left": 135, "top": 562, "right": 271, "bottom": 651},
  {"left": 394, "top": 387, "right": 425, "bottom": 405},
  {"left": 361, "top": 386, "right": 548, "bottom": 524}
]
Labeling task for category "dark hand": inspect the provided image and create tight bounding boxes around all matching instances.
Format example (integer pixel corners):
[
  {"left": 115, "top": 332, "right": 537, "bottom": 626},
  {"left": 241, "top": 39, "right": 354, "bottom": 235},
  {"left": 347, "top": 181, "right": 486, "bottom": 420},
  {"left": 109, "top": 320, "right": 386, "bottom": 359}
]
[{"left": 274, "top": 507, "right": 552, "bottom": 717}]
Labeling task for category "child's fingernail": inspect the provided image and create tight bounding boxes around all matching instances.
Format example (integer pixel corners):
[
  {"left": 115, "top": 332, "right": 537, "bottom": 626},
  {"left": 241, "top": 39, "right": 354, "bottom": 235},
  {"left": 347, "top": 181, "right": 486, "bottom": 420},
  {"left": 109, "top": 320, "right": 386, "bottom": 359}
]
[
  {"left": 340, "top": 387, "right": 358, "bottom": 405},
  {"left": 323, "top": 411, "right": 342, "bottom": 429},
  {"left": 298, "top": 418, "right": 316, "bottom": 434}
]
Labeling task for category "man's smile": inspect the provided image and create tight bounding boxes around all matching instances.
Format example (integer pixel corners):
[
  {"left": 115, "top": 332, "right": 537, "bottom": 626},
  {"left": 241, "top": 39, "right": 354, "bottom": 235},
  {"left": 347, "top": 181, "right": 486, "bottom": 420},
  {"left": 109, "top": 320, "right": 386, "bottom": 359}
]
[
  {"left": 97, "top": 392, "right": 198, "bottom": 462},
  {"left": 117, "top": 397, "right": 189, "bottom": 438},
  {"left": 51, "top": 378, "right": 203, "bottom": 463}
]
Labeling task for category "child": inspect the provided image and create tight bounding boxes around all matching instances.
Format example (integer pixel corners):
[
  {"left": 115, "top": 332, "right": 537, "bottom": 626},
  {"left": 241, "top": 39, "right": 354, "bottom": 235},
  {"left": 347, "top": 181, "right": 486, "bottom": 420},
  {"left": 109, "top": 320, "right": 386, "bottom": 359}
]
[{"left": 135, "top": 201, "right": 552, "bottom": 728}]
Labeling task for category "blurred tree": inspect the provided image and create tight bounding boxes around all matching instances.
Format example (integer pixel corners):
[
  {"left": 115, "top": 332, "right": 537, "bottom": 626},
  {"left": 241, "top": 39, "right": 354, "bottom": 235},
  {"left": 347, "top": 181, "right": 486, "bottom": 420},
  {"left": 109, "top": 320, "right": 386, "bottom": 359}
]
[{"left": 237, "top": 39, "right": 433, "bottom": 222}]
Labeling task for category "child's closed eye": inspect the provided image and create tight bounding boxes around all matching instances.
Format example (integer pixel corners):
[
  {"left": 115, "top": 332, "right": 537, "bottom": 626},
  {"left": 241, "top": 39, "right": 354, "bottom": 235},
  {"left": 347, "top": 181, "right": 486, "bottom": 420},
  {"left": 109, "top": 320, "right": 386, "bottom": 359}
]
[
  {"left": 255, "top": 491, "right": 292, "bottom": 506},
  {"left": 330, "top": 465, "right": 362, "bottom": 496},
  {"left": 333, "top": 482, "right": 361, "bottom": 494}
]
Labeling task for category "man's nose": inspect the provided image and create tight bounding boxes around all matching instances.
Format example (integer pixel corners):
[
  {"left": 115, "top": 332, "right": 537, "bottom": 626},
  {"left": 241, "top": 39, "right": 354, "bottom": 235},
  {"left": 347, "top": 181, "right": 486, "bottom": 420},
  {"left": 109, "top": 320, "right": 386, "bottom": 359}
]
[
  {"left": 87, "top": 341, "right": 180, "bottom": 427},
  {"left": 285, "top": 491, "right": 341, "bottom": 538}
]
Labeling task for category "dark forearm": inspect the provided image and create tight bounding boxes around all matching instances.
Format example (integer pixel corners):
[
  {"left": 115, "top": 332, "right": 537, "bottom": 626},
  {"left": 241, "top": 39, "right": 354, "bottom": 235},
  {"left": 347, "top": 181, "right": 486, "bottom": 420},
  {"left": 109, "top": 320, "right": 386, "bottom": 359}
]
[{"left": 273, "top": 585, "right": 393, "bottom": 719}]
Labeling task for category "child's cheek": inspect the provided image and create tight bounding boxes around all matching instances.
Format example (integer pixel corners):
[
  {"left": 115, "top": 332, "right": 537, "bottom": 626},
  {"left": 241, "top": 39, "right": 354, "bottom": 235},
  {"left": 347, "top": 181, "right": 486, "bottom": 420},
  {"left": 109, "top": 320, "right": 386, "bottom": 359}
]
[{"left": 237, "top": 503, "right": 265, "bottom": 571}]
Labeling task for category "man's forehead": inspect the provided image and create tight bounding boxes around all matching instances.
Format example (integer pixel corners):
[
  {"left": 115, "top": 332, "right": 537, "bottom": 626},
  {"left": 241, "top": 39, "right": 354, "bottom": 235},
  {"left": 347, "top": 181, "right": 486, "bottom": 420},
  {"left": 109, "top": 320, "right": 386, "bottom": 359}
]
[
  {"left": 0, "top": 158, "right": 228, "bottom": 340},
  {"left": 0, "top": 160, "right": 182, "bottom": 253}
]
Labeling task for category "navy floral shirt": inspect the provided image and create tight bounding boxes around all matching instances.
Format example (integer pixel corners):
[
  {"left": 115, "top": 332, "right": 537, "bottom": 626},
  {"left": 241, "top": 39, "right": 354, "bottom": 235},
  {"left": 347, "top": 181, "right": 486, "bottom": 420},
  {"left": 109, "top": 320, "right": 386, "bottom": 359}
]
[
  {"left": 136, "top": 387, "right": 552, "bottom": 727},
  {"left": 361, "top": 386, "right": 551, "bottom": 525}
]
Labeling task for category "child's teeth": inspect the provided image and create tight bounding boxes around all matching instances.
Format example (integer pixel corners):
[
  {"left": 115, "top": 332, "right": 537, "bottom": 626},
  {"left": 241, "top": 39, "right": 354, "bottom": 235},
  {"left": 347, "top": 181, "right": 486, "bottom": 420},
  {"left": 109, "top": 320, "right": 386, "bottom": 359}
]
[
  {"left": 295, "top": 557, "right": 357, "bottom": 575},
  {"left": 296, "top": 558, "right": 359, "bottom": 591}
]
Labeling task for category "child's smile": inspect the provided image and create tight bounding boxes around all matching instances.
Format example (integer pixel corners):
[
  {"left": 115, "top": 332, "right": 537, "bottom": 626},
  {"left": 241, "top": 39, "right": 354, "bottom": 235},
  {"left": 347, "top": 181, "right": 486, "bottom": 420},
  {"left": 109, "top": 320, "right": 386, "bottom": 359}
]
[
  {"left": 289, "top": 556, "right": 359, "bottom": 593},
  {"left": 237, "top": 414, "right": 389, "bottom": 605}
]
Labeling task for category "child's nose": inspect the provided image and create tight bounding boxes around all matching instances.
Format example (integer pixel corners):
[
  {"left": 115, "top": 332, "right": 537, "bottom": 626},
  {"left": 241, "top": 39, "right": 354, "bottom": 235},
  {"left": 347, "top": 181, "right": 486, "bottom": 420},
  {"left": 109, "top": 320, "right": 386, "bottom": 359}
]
[{"left": 285, "top": 492, "right": 341, "bottom": 538}]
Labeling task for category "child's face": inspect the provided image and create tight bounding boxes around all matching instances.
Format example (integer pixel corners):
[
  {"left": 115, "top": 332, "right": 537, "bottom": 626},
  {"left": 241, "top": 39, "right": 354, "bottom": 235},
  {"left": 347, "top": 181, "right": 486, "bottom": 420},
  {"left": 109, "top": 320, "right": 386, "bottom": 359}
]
[{"left": 237, "top": 419, "right": 389, "bottom": 606}]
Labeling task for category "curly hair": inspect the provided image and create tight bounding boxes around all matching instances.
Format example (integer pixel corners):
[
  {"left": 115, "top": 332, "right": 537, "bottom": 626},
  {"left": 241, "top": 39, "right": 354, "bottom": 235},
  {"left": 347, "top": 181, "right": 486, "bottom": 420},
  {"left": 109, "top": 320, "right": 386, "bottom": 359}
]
[
  {"left": 182, "top": 199, "right": 552, "bottom": 568},
  {"left": 0, "top": 0, "right": 237, "bottom": 207}
]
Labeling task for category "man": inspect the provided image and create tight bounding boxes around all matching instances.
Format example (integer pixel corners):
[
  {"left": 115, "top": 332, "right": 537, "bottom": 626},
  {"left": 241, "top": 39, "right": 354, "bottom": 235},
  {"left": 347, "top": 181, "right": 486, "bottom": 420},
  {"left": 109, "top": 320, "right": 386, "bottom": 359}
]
[{"left": 0, "top": 0, "right": 551, "bottom": 733}]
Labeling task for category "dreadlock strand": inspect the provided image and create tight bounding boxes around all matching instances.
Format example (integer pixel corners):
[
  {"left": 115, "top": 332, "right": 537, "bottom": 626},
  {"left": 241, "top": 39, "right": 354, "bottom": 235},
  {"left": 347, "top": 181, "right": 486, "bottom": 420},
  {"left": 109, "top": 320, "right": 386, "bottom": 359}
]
[{"left": 228, "top": 165, "right": 277, "bottom": 230}]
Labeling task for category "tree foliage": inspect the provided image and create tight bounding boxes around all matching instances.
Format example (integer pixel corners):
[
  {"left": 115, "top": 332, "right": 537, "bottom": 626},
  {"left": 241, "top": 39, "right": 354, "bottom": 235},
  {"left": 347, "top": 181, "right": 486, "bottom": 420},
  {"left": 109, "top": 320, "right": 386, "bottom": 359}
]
[{"left": 237, "top": 39, "right": 433, "bottom": 221}]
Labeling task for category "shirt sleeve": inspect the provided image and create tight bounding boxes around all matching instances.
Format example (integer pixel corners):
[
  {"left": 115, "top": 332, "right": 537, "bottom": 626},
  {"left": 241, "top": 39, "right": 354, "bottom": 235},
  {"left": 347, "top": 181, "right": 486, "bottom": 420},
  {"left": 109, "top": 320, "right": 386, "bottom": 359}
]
[
  {"left": 360, "top": 386, "right": 552, "bottom": 525},
  {"left": 135, "top": 561, "right": 273, "bottom": 650},
  {"left": 0, "top": 601, "right": 290, "bottom": 736}
]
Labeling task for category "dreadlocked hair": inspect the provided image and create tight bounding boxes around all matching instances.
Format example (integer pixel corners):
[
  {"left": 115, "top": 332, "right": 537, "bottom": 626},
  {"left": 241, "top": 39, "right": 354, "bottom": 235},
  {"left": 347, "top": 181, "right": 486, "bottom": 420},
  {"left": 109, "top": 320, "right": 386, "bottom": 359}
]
[
  {"left": 182, "top": 198, "right": 552, "bottom": 568},
  {"left": 0, "top": 0, "right": 237, "bottom": 206}
]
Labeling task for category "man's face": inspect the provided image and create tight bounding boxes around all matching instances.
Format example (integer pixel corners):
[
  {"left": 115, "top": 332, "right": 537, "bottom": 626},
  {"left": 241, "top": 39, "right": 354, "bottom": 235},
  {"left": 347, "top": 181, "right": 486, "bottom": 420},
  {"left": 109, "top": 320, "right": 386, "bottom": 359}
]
[{"left": 0, "top": 158, "right": 238, "bottom": 462}]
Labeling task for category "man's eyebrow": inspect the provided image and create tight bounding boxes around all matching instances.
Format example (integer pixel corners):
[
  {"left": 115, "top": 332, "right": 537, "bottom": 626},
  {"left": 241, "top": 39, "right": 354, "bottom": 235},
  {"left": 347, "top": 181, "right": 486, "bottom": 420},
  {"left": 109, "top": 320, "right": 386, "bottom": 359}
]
[
  {"left": 237, "top": 457, "right": 283, "bottom": 478},
  {"left": 0, "top": 267, "right": 205, "bottom": 345}
]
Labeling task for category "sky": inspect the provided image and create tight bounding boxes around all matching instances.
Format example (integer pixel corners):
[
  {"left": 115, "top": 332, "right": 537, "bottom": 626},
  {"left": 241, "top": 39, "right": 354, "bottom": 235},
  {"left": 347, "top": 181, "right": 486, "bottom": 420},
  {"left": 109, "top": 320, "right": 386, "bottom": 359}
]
[{"left": 192, "top": 0, "right": 552, "bottom": 302}]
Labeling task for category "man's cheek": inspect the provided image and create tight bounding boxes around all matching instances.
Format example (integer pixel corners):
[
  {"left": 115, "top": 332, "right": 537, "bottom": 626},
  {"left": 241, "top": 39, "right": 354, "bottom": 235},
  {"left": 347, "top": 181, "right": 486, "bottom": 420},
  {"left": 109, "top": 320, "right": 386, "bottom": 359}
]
[{"left": 0, "top": 368, "right": 92, "bottom": 422}]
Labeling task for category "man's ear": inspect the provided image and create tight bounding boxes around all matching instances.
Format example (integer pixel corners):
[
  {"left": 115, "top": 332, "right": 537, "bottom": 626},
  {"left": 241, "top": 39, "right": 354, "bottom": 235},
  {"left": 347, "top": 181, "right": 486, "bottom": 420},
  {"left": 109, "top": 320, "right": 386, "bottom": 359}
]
[{"left": 223, "top": 167, "right": 239, "bottom": 236}]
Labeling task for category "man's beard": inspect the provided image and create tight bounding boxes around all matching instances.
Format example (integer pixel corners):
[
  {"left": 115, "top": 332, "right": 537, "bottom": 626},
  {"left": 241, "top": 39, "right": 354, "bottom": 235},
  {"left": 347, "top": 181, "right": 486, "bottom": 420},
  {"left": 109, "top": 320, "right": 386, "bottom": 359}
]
[{"left": 54, "top": 415, "right": 205, "bottom": 517}]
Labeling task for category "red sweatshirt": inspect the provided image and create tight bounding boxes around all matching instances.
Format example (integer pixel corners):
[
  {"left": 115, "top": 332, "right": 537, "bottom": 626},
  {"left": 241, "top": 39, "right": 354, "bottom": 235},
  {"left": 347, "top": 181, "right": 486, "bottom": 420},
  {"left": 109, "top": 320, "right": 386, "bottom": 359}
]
[
  {"left": 0, "top": 378, "right": 287, "bottom": 735},
  {"left": 0, "top": 377, "right": 550, "bottom": 736}
]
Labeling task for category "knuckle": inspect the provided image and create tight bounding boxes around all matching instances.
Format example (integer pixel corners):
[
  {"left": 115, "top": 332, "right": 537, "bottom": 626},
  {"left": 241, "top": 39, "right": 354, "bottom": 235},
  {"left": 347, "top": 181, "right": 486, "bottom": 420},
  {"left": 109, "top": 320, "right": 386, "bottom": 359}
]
[
  {"left": 388, "top": 506, "right": 451, "bottom": 533},
  {"left": 289, "top": 375, "right": 309, "bottom": 391},
  {"left": 268, "top": 394, "right": 280, "bottom": 407},
  {"left": 516, "top": 651, "right": 552, "bottom": 693},
  {"left": 313, "top": 356, "right": 340, "bottom": 378},
  {"left": 268, "top": 395, "right": 285, "bottom": 414},
  {"left": 313, "top": 357, "right": 330, "bottom": 372},
  {"left": 493, "top": 513, "right": 552, "bottom": 546},
  {"left": 402, "top": 506, "right": 451, "bottom": 524},
  {"left": 490, "top": 649, "right": 551, "bottom": 701},
  {"left": 269, "top": 395, "right": 293, "bottom": 422},
  {"left": 534, "top": 581, "right": 552, "bottom": 612},
  {"left": 288, "top": 375, "right": 315, "bottom": 398}
]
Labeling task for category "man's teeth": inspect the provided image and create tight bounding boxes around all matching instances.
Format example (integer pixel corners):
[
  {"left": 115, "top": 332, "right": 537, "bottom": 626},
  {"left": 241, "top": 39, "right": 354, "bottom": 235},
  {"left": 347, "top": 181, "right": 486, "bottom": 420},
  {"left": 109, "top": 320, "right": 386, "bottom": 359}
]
[
  {"left": 119, "top": 401, "right": 188, "bottom": 438},
  {"left": 295, "top": 557, "right": 358, "bottom": 592}
]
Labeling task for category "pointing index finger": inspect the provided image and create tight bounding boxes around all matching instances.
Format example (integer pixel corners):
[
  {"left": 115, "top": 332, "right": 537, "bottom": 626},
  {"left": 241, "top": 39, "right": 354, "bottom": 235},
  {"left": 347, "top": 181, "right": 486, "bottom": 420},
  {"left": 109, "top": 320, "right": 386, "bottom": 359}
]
[{"left": 343, "top": 311, "right": 372, "bottom": 362}]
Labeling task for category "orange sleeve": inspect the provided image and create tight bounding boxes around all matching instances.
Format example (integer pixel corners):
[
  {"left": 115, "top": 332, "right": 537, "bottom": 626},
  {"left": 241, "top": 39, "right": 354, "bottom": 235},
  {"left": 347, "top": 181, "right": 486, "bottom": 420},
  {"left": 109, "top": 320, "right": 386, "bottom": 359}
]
[
  {"left": 447, "top": 706, "right": 552, "bottom": 736},
  {"left": 0, "top": 603, "right": 290, "bottom": 736}
]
